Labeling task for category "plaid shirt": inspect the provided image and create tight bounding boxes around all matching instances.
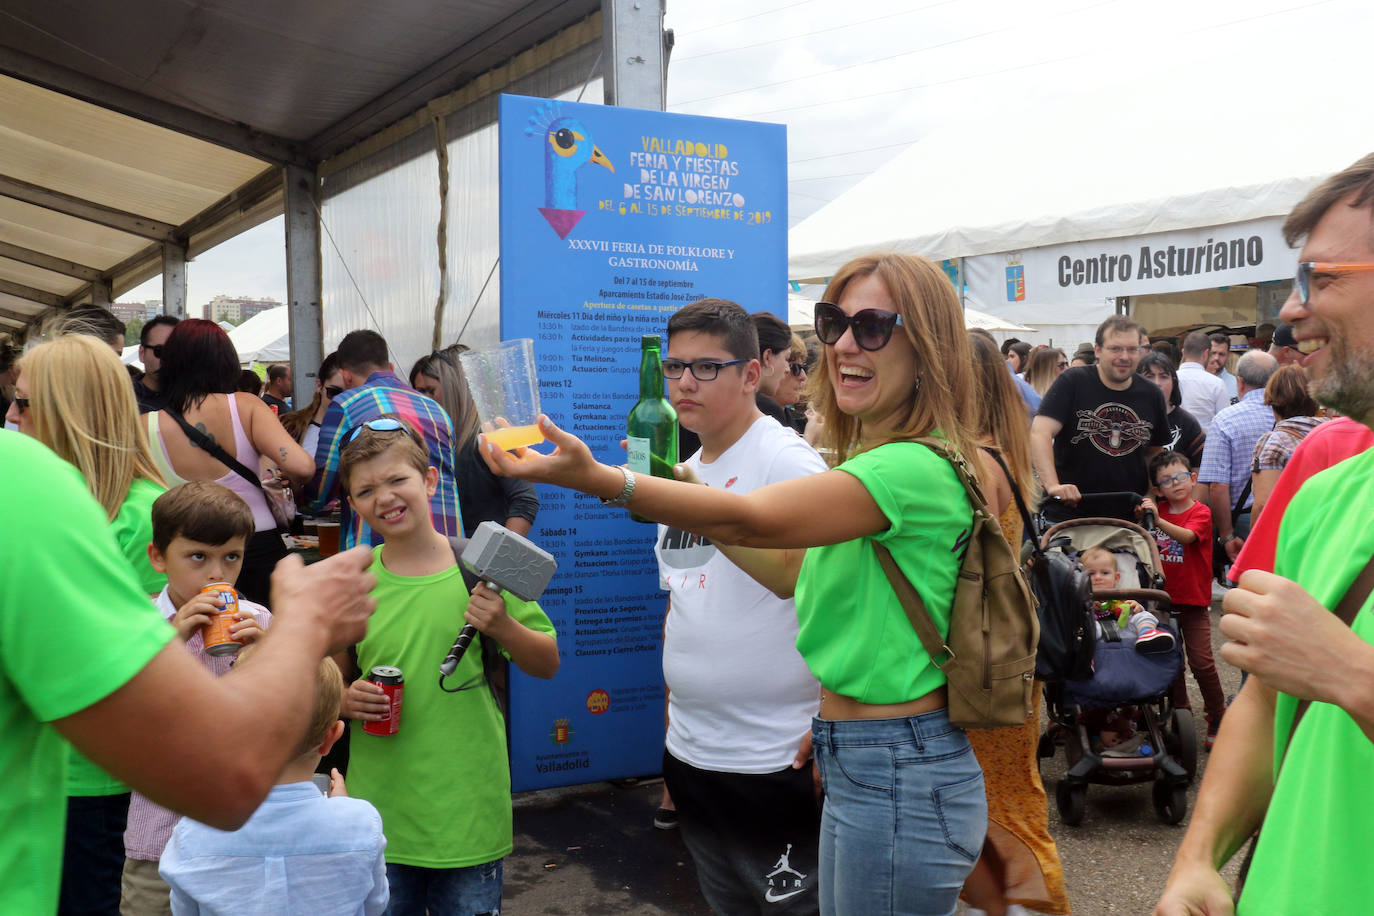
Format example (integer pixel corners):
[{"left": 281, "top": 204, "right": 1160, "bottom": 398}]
[
  {"left": 1198, "top": 388, "right": 1275, "bottom": 512},
  {"left": 307, "top": 371, "right": 462, "bottom": 549}
]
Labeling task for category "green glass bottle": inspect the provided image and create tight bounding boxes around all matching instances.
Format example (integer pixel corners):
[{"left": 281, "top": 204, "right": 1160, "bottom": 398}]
[{"left": 626, "top": 334, "right": 678, "bottom": 523}]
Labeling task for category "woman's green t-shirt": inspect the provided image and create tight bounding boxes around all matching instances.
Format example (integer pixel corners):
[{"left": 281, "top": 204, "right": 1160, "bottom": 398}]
[{"left": 794, "top": 441, "right": 972, "bottom": 705}]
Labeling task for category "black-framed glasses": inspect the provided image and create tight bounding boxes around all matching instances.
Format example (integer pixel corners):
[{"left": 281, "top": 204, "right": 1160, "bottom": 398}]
[
  {"left": 324, "top": 385, "right": 344, "bottom": 400},
  {"left": 787, "top": 361, "right": 807, "bottom": 378},
  {"left": 661, "top": 358, "right": 748, "bottom": 381},
  {"left": 143, "top": 344, "right": 164, "bottom": 358},
  {"left": 1056, "top": 361, "right": 1069, "bottom": 369},
  {"left": 345, "top": 417, "right": 408, "bottom": 444},
  {"left": 813, "top": 301, "right": 904, "bottom": 351},
  {"left": 1295, "top": 261, "right": 1374, "bottom": 304},
  {"left": 12, "top": 396, "right": 29, "bottom": 413}
]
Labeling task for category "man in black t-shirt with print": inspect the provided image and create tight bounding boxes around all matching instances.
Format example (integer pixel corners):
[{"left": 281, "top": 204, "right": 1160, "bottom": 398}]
[{"left": 1031, "top": 315, "right": 1170, "bottom": 522}]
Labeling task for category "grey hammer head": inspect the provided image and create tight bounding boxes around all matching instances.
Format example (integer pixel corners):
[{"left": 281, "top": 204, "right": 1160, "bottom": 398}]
[{"left": 460, "top": 521, "right": 558, "bottom": 602}]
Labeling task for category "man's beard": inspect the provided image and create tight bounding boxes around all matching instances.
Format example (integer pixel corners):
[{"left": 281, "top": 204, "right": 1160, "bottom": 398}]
[{"left": 1314, "top": 338, "right": 1374, "bottom": 423}]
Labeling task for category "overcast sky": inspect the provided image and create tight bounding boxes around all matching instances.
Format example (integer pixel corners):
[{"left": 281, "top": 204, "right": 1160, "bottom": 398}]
[{"left": 126, "top": 0, "right": 1368, "bottom": 309}]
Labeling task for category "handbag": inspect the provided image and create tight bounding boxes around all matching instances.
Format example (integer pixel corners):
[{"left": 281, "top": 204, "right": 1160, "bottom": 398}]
[
  {"left": 165, "top": 408, "right": 296, "bottom": 531},
  {"left": 1212, "top": 477, "right": 1252, "bottom": 585},
  {"left": 1233, "top": 553, "right": 1374, "bottom": 899}
]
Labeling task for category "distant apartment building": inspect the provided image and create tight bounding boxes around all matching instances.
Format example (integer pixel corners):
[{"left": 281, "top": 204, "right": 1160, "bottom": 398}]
[
  {"left": 203, "top": 295, "right": 281, "bottom": 324},
  {"left": 111, "top": 299, "right": 163, "bottom": 324}
]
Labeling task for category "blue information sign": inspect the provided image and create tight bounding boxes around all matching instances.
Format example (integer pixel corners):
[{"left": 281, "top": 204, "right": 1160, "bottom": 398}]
[{"left": 497, "top": 94, "right": 787, "bottom": 791}]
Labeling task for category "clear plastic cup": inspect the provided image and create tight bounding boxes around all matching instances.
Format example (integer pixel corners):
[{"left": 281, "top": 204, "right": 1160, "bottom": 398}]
[{"left": 458, "top": 339, "right": 544, "bottom": 451}]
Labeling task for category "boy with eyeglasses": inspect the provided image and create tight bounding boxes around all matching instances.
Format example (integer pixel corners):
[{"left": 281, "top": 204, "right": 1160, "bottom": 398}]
[
  {"left": 1030, "top": 314, "right": 1170, "bottom": 523},
  {"left": 655, "top": 298, "right": 826, "bottom": 914},
  {"left": 334, "top": 417, "right": 558, "bottom": 915},
  {"left": 1140, "top": 449, "right": 1225, "bottom": 751}
]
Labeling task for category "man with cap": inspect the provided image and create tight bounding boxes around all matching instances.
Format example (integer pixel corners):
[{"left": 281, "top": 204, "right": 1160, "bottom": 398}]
[{"left": 1268, "top": 323, "right": 1304, "bottom": 367}]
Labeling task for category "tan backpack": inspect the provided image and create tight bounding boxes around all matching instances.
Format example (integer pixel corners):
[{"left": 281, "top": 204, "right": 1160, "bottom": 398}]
[{"left": 873, "top": 438, "right": 1038, "bottom": 729}]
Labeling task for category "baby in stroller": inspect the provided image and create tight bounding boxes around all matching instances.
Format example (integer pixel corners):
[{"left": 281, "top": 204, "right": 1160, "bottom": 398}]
[{"left": 1079, "top": 546, "right": 1176, "bottom": 654}]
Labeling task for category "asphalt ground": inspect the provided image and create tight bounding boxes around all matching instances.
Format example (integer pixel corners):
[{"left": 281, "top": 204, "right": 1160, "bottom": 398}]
[{"left": 504, "top": 600, "right": 1242, "bottom": 915}]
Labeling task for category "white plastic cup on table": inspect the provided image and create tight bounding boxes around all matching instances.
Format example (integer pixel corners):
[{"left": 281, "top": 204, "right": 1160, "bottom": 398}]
[{"left": 458, "top": 338, "right": 545, "bottom": 451}]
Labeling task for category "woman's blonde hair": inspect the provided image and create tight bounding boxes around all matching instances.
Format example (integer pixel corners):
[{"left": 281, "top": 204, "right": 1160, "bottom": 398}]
[
  {"left": 807, "top": 253, "right": 980, "bottom": 470},
  {"left": 18, "top": 333, "right": 163, "bottom": 520},
  {"left": 1023, "top": 346, "right": 1065, "bottom": 396},
  {"left": 969, "top": 331, "right": 1036, "bottom": 500}
]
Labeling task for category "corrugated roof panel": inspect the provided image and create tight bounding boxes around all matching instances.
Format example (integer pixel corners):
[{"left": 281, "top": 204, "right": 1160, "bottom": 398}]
[
  {"left": 0, "top": 257, "right": 84, "bottom": 297},
  {"left": 0, "top": 197, "right": 148, "bottom": 269},
  {"left": 0, "top": 77, "right": 268, "bottom": 224}
]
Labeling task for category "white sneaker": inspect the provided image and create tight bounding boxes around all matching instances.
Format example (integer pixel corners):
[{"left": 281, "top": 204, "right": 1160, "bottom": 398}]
[{"left": 964, "top": 905, "right": 1029, "bottom": 916}]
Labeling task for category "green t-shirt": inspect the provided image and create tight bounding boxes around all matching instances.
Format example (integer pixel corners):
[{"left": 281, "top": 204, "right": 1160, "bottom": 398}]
[
  {"left": 67, "top": 475, "right": 168, "bottom": 797},
  {"left": 1238, "top": 447, "right": 1374, "bottom": 915},
  {"left": 347, "top": 546, "right": 556, "bottom": 868},
  {"left": 794, "top": 441, "right": 972, "bottom": 704},
  {"left": 0, "top": 434, "right": 175, "bottom": 914}
]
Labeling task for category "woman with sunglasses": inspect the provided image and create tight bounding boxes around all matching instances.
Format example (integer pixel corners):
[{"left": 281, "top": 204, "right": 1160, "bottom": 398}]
[
  {"left": 483, "top": 253, "right": 987, "bottom": 915},
  {"left": 279, "top": 351, "right": 344, "bottom": 459},
  {"left": 149, "top": 319, "right": 314, "bottom": 606},
  {"left": 410, "top": 345, "right": 539, "bottom": 537},
  {"left": 4, "top": 333, "right": 168, "bottom": 915},
  {"left": 1023, "top": 347, "right": 1067, "bottom": 397}
]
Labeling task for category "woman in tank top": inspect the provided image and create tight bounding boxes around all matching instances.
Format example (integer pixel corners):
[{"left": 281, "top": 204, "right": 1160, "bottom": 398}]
[{"left": 149, "top": 319, "right": 313, "bottom": 605}]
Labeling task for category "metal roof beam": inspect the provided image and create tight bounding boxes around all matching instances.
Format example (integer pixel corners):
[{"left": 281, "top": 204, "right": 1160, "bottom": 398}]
[
  {"left": 0, "top": 47, "right": 306, "bottom": 167},
  {"left": 0, "top": 174, "right": 178, "bottom": 242},
  {"left": 0, "top": 240, "right": 103, "bottom": 282},
  {"left": 0, "top": 277, "right": 63, "bottom": 309},
  {"left": 179, "top": 168, "right": 282, "bottom": 239}
]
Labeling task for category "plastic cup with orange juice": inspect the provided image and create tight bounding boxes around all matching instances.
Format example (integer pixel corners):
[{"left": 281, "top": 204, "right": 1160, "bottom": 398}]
[{"left": 458, "top": 338, "right": 545, "bottom": 452}]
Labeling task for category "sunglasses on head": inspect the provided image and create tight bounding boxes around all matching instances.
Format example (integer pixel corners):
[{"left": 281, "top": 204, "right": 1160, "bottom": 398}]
[
  {"left": 813, "top": 301, "right": 904, "bottom": 351},
  {"left": 344, "top": 417, "right": 410, "bottom": 444}
]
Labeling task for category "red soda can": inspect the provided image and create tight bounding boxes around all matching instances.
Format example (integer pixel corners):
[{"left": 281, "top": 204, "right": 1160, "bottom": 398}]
[
  {"left": 200, "top": 583, "right": 243, "bottom": 657},
  {"left": 363, "top": 666, "right": 404, "bottom": 736}
]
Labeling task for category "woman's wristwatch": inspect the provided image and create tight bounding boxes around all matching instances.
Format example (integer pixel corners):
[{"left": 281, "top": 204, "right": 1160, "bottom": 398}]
[{"left": 600, "top": 465, "right": 636, "bottom": 508}]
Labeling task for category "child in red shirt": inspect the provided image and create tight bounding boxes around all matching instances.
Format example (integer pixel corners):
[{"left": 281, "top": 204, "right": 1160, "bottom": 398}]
[{"left": 1141, "top": 450, "right": 1225, "bottom": 750}]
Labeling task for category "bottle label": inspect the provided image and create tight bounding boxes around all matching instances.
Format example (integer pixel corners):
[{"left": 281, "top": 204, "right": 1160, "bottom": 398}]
[{"left": 626, "top": 436, "right": 651, "bottom": 475}]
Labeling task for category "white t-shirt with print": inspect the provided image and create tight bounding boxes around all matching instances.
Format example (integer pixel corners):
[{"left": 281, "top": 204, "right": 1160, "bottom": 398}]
[{"left": 655, "top": 416, "right": 826, "bottom": 773}]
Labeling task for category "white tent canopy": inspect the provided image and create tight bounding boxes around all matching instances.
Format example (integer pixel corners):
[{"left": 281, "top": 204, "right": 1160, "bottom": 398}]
[
  {"left": 228, "top": 306, "right": 291, "bottom": 365},
  {"left": 787, "top": 74, "right": 1372, "bottom": 347}
]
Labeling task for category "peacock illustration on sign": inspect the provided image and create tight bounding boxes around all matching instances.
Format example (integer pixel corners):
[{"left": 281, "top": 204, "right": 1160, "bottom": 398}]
[{"left": 525, "top": 101, "right": 615, "bottom": 239}]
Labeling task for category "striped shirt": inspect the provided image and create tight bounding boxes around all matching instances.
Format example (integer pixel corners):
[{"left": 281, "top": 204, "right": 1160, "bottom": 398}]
[{"left": 307, "top": 371, "right": 462, "bottom": 549}]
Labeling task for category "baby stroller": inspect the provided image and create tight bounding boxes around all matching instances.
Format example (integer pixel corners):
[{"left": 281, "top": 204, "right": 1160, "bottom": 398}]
[{"left": 1031, "top": 492, "right": 1195, "bottom": 826}]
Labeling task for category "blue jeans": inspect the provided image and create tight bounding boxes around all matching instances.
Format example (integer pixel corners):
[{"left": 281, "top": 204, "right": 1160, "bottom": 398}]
[
  {"left": 384, "top": 859, "right": 503, "bottom": 916},
  {"left": 812, "top": 710, "right": 986, "bottom": 916}
]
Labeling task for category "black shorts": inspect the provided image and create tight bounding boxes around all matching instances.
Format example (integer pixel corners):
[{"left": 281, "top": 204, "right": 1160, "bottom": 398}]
[{"left": 663, "top": 749, "right": 822, "bottom": 915}]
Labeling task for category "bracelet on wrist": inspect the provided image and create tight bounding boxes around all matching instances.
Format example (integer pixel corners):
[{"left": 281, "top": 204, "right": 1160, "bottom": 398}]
[{"left": 600, "top": 465, "right": 636, "bottom": 508}]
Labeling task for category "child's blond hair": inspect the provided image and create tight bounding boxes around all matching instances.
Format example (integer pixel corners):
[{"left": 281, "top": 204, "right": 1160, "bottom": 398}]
[
  {"left": 1080, "top": 546, "right": 1117, "bottom": 569},
  {"left": 338, "top": 417, "right": 430, "bottom": 496},
  {"left": 237, "top": 645, "right": 344, "bottom": 757}
]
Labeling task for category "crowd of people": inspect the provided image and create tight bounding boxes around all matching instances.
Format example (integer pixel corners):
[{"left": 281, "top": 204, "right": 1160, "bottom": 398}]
[{"left": 3, "top": 153, "right": 1374, "bottom": 916}]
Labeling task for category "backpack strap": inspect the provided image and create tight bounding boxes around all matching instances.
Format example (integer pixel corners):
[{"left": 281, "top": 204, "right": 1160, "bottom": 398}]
[
  {"left": 982, "top": 446, "right": 1042, "bottom": 561},
  {"left": 164, "top": 407, "right": 288, "bottom": 533},
  {"left": 910, "top": 437, "right": 991, "bottom": 512},
  {"left": 874, "top": 541, "right": 953, "bottom": 670}
]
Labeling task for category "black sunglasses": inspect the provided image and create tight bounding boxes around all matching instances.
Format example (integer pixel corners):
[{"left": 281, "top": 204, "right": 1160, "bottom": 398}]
[
  {"left": 787, "top": 361, "right": 807, "bottom": 378},
  {"left": 143, "top": 344, "right": 164, "bottom": 358},
  {"left": 12, "top": 396, "right": 29, "bottom": 413},
  {"left": 325, "top": 385, "right": 344, "bottom": 400},
  {"left": 813, "top": 301, "right": 904, "bottom": 351}
]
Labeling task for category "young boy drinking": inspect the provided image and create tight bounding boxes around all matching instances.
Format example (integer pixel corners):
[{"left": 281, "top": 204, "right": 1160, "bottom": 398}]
[
  {"left": 159, "top": 649, "right": 389, "bottom": 915},
  {"left": 335, "top": 418, "right": 559, "bottom": 915},
  {"left": 122, "top": 481, "right": 270, "bottom": 915},
  {"left": 1140, "top": 449, "right": 1226, "bottom": 750}
]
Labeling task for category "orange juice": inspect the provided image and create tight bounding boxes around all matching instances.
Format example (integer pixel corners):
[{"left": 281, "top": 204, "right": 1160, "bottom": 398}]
[{"left": 485, "top": 424, "right": 545, "bottom": 451}]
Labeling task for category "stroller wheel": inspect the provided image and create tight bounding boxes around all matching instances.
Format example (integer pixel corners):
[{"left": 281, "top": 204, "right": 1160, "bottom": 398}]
[
  {"left": 1056, "top": 780, "right": 1087, "bottom": 826},
  {"left": 1169, "top": 707, "right": 1198, "bottom": 781},
  {"left": 1152, "top": 778, "right": 1188, "bottom": 825}
]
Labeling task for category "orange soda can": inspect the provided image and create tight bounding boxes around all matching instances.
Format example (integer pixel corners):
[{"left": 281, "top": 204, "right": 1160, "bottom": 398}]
[{"left": 200, "top": 583, "right": 243, "bottom": 657}]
